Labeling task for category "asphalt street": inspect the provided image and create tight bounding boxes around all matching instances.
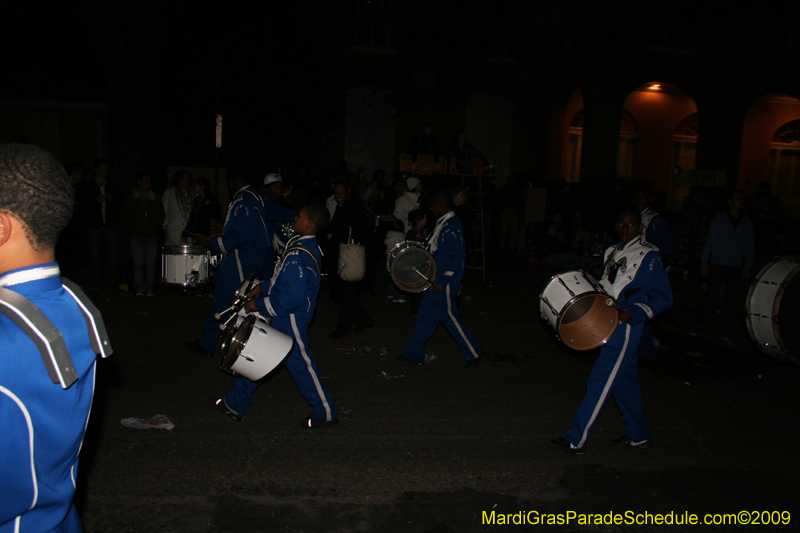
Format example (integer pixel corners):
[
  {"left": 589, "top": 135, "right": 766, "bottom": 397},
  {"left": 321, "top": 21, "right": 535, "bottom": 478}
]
[{"left": 74, "top": 253, "right": 800, "bottom": 532}]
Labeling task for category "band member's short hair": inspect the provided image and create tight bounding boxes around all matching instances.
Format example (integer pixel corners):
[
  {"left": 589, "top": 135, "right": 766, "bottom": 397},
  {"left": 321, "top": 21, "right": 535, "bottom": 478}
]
[
  {"left": 0, "top": 144, "right": 74, "bottom": 251},
  {"left": 305, "top": 204, "right": 330, "bottom": 233},
  {"left": 429, "top": 190, "right": 453, "bottom": 209}
]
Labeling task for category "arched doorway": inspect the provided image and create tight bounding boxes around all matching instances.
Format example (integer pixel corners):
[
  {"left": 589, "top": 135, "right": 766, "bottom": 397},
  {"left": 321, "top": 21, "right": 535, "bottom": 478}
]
[
  {"left": 739, "top": 93, "right": 800, "bottom": 212},
  {"left": 622, "top": 82, "right": 699, "bottom": 206}
]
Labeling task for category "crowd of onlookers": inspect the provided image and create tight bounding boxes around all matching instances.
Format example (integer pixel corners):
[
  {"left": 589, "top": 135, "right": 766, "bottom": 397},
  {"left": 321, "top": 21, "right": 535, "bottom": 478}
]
[{"left": 56, "top": 152, "right": 795, "bottom": 346}]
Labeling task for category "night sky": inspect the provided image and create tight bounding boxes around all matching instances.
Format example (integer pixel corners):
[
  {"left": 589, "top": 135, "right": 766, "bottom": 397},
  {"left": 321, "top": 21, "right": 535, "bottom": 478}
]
[
  {"left": 5, "top": 1, "right": 799, "bottom": 177},
  {"left": 5, "top": 2, "right": 344, "bottom": 173}
]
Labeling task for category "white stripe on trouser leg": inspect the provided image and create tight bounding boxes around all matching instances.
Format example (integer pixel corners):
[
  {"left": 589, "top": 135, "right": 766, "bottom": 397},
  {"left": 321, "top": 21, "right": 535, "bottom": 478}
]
[
  {"left": 577, "top": 325, "right": 631, "bottom": 449},
  {"left": 235, "top": 249, "right": 244, "bottom": 282},
  {"left": 291, "top": 314, "right": 332, "bottom": 421},
  {"left": 445, "top": 284, "right": 479, "bottom": 359}
]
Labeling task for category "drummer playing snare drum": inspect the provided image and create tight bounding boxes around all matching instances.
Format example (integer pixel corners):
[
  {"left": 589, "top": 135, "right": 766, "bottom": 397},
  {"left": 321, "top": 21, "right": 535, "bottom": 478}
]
[
  {"left": 212, "top": 205, "right": 338, "bottom": 428},
  {"left": 550, "top": 209, "right": 673, "bottom": 454}
]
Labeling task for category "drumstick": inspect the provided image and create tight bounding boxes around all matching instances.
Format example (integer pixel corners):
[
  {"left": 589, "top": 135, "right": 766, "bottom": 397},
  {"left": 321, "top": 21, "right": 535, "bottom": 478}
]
[
  {"left": 214, "top": 304, "right": 238, "bottom": 320},
  {"left": 182, "top": 230, "right": 210, "bottom": 240},
  {"left": 412, "top": 267, "right": 434, "bottom": 287}
]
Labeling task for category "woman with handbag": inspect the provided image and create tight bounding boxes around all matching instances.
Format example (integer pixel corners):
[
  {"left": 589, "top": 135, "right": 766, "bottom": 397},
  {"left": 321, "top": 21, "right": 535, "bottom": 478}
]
[{"left": 327, "top": 178, "right": 373, "bottom": 339}]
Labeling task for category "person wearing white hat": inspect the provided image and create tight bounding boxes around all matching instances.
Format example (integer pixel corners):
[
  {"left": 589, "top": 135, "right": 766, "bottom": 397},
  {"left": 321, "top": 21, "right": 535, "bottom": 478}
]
[
  {"left": 261, "top": 172, "right": 297, "bottom": 275},
  {"left": 393, "top": 177, "right": 422, "bottom": 233}
]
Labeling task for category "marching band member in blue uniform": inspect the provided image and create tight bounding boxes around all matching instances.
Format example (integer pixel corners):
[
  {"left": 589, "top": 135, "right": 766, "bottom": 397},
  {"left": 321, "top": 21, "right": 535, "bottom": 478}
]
[
  {"left": 213, "top": 204, "right": 338, "bottom": 427},
  {"left": 551, "top": 210, "right": 672, "bottom": 454},
  {"left": 632, "top": 187, "right": 674, "bottom": 360},
  {"left": 1, "top": 144, "right": 111, "bottom": 532},
  {"left": 187, "top": 170, "right": 269, "bottom": 356},
  {"left": 261, "top": 172, "right": 297, "bottom": 277},
  {"left": 397, "top": 191, "right": 487, "bottom": 368}
]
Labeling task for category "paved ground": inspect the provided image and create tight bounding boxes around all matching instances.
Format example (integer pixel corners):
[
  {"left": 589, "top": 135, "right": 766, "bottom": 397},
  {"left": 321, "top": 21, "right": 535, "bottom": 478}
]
[{"left": 73, "top": 252, "right": 800, "bottom": 532}]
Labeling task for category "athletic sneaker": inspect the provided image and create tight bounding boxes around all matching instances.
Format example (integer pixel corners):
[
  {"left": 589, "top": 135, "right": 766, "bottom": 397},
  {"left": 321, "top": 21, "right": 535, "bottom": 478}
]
[
  {"left": 549, "top": 436, "right": 586, "bottom": 455},
  {"left": 212, "top": 398, "right": 242, "bottom": 422},
  {"left": 612, "top": 435, "right": 653, "bottom": 449},
  {"left": 305, "top": 416, "right": 338, "bottom": 429}
]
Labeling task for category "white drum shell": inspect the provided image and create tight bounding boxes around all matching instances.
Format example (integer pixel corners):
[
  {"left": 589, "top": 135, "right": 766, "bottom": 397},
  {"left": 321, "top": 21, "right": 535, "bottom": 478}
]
[
  {"left": 162, "top": 246, "right": 210, "bottom": 287},
  {"left": 539, "top": 271, "right": 598, "bottom": 330},
  {"left": 746, "top": 256, "right": 800, "bottom": 362},
  {"left": 228, "top": 318, "right": 294, "bottom": 381}
]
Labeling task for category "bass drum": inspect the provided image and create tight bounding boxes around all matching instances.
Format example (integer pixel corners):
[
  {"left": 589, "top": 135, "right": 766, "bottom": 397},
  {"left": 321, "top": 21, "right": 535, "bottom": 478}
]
[
  {"left": 539, "top": 270, "right": 619, "bottom": 351},
  {"left": 387, "top": 241, "right": 436, "bottom": 293},
  {"left": 217, "top": 315, "right": 294, "bottom": 381},
  {"left": 746, "top": 256, "right": 800, "bottom": 364},
  {"left": 162, "top": 245, "right": 210, "bottom": 287}
]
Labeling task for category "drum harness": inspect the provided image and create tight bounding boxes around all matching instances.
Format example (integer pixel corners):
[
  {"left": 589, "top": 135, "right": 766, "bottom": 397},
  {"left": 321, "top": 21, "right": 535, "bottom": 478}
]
[{"left": 0, "top": 270, "right": 113, "bottom": 389}]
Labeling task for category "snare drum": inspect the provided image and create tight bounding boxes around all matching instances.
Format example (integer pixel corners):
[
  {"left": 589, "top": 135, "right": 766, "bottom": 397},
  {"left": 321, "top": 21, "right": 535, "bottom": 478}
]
[
  {"left": 217, "top": 315, "right": 294, "bottom": 381},
  {"left": 746, "top": 256, "right": 800, "bottom": 364},
  {"left": 539, "top": 270, "right": 619, "bottom": 351},
  {"left": 386, "top": 241, "right": 436, "bottom": 293},
  {"left": 162, "top": 245, "right": 211, "bottom": 287}
]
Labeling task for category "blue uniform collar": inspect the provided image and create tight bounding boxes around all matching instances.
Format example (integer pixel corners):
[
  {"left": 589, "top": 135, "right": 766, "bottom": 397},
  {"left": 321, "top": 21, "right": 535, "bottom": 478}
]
[{"left": 0, "top": 262, "right": 61, "bottom": 292}]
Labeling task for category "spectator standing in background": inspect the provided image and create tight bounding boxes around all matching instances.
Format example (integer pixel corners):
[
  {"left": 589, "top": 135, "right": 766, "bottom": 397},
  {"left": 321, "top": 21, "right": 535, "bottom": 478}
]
[
  {"left": 394, "top": 177, "right": 422, "bottom": 233},
  {"left": 162, "top": 170, "right": 194, "bottom": 246},
  {"left": 121, "top": 172, "right": 164, "bottom": 296},
  {"left": 689, "top": 190, "right": 754, "bottom": 344},
  {"left": 79, "top": 158, "right": 118, "bottom": 297}
]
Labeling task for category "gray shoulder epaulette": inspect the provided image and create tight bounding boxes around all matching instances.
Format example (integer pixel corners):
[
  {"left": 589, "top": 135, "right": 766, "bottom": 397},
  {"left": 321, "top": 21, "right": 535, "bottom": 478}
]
[{"left": 0, "top": 278, "right": 112, "bottom": 389}]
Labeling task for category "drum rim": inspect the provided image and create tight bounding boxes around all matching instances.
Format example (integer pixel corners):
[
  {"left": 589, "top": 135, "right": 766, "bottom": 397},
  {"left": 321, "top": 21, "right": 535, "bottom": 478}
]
[
  {"left": 220, "top": 315, "right": 254, "bottom": 369},
  {"left": 162, "top": 244, "right": 209, "bottom": 254},
  {"left": 389, "top": 245, "right": 436, "bottom": 293},
  {"left": 230, "top": 274, "right": 260, "bottom": 308}
]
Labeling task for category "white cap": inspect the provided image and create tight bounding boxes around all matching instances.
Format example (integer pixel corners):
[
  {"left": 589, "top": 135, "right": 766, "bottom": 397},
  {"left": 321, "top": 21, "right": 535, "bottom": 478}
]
[
  {"left": 406, "top": 177, "right": 420, "bottom": 191},
  {"left": 264, "top": 173, "right": 282, "bottom": 186}
]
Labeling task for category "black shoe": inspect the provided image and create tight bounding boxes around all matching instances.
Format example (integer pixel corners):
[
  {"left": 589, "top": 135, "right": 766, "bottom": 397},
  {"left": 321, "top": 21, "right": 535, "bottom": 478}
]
[
  {"left": 396, "top": 354, "right": 425, "bottom": 366},
  {"left": 612, "top": 435, "right": 653, "bottom": 449},
  {"left": 212, "top": 398, "right": 242, "bottom": 422},
  {"left": 305, "top": 416, "right": 338, "bottom": 429},
  {"left": 354, "top": 320, "right": 374, "bottom": 333},
  {"left": 465, "top": 352, "right": 490, "bottom": 369},
  {"left": 185, "top": 340, "right": 212, "bottom": 358},
  {"left": 549, "top": 436, "right": 586, "bottom": 455},
  {"left": 328, "top": 330, "right": 348, "bottom": 340}
]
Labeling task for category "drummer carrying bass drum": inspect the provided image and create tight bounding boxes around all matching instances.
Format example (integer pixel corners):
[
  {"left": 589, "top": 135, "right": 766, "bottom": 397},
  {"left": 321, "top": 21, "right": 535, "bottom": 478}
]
[
  {"left": 212, "top": 204, "right": 338, "bottom": 428},
  {"left": 397, "top": 191, "right": 488, "bottom": 368},
  {"left": 550, "top": 209, "right": 672, "bottom": 454}
]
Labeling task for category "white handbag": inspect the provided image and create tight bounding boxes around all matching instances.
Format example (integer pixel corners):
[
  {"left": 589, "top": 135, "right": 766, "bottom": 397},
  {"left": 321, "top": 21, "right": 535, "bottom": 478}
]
[{"left": 338, "top": 227, "right": 365, "bottom": 282}]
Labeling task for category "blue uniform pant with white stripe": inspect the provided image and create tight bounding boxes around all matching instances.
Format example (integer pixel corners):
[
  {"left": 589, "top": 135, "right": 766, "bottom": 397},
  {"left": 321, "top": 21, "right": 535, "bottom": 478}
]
[
  {"left": 404, "top": 282, "right": 484, "bottom": 362},
  {"left": 564, "top": 323, "right": 651, "bottom": 448},
  {"left": 225, "top": 316, "right": 337, "bottom": 422}
]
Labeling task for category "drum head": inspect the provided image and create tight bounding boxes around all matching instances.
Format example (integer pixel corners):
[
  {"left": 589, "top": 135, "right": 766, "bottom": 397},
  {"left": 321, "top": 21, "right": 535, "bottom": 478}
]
[
  {"left": 390, "top": 246, "right": 436, "bottom": 293},
  {"left": 219, "top": 315, "right": 254, "bottom": 370},
  {"left": 557, "top": 293, "right": 619, "bottom": 351}
]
